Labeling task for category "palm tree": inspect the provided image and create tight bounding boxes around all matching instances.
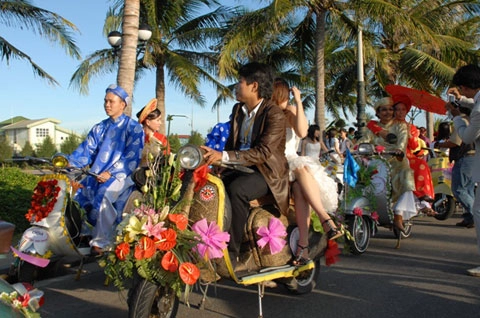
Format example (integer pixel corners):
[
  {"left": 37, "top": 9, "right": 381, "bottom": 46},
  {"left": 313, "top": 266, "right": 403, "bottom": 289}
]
[
  {"left": 217, "top": 0, "right": 349, "bottom": 135},
  {"left": 218, "top": 0, "right": 480, "bottom": 136},
  {"left": 329, "top": 0, "right": 480, "bottom": 136},
  {"left": 0, "top": 0, "right": 81, "bottom": 85},
  {"left": 116, "top": 0, "right": 140, "bottom": 116},
  {"left": 70, "top": 0, "right": 234, "bottom": 134}
]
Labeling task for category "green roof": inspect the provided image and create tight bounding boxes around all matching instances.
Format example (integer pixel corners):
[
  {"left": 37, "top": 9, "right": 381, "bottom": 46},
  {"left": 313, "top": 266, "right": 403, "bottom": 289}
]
[{"left": 0, "top": 116, "right": 28, "bottom": 128}]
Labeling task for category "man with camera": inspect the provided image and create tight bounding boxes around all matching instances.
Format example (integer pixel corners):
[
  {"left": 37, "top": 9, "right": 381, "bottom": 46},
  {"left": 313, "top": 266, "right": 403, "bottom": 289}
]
[
  {"left": 445, "top": 88, "right": 475, "bottom": 229},
  {"left": 446, "top": 64, "right": 480, "bottom": 277}
]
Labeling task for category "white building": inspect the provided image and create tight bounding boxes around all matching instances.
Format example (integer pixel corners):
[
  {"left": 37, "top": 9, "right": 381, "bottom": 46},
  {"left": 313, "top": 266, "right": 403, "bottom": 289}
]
[{"left": 0, "top": 117, "right": 79, "bottom": 154}]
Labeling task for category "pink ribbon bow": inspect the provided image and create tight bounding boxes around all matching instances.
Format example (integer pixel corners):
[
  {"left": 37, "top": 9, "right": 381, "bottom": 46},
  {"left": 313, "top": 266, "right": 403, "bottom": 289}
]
[{"left": 256, "top": 218, "right": 287, "bottom": 255}]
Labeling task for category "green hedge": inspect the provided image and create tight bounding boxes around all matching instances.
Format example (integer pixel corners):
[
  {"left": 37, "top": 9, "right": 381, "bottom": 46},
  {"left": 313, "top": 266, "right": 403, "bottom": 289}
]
[{"left": 0, "top": 167, "right": 39, "bottom": 234}]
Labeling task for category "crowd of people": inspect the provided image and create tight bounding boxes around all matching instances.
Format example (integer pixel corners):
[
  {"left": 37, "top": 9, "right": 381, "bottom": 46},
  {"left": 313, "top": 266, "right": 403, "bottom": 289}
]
[{"left": 67, "top": 62, "right": 480, "bottom": 279}]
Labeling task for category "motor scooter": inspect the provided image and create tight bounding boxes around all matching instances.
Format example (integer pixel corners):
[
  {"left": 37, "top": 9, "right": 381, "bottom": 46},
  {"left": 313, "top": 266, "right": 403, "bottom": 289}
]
[
  {"left": 341, "top": 143, "right": 424, "bottom": 254},
  {"left": 8, "top": 155, "right": 140, "bottom": 284},
  {"left": 0, "top": 220, "right": 44, "bottom": 317},
  {"left": 124, "top": 145, "right": 336, "bottom": 318},
  {"left": 427, "top": 149, "right": 456, "bottom": 220}
]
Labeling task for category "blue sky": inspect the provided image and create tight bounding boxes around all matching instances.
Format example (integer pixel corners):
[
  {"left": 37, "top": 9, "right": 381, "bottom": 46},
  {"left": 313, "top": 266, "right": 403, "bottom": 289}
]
[{"left": 0, "top": 0, "right": 258, "bottom": 136}]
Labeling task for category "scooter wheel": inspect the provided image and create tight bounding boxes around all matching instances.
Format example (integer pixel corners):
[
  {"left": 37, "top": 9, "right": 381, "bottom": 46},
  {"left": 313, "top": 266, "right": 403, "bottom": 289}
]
[
  {"left": 433, "top": 194, "right": 456, "bottom": 221},
  {"left": 345, "top": 215, "right": 371, "bottom": 255},
  {"left": 281, "top": 259, "right": 320, "bottom": 295},
  {"left": 128, "top": 278, "right": 179, "bottom": 318}
]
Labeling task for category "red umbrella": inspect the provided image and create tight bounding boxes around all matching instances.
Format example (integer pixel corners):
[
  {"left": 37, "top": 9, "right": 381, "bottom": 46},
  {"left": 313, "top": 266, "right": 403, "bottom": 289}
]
[{"left": 385, "top": 84, "right": 447, "bottom": 115}]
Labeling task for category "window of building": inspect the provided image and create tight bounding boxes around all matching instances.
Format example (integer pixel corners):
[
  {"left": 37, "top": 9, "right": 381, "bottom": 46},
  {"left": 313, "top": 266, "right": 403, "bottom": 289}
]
[{"left": 36, "top": 128, "right": 49, "bottom": 137}]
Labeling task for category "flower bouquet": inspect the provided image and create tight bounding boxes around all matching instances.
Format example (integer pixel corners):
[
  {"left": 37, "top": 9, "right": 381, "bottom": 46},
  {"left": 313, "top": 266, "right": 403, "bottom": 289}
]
[
  {"left": 100, "top": 152, "right": 230, "bottom": 298},
  {"left": 25, "top": 178, "right": 62, "bottom": 223},
  {"left": 0, "top": 289, "right": 42, "bottom": 318}
]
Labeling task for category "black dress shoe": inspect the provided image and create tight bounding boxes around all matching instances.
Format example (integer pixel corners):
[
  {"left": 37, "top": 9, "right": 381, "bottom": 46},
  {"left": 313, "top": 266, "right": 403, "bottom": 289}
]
[
  {"left": 456, "top": 220, "right": 475, "bottom": 228},
  {"left": 90, "top": 246, "right": 104, "bottom": 257}
]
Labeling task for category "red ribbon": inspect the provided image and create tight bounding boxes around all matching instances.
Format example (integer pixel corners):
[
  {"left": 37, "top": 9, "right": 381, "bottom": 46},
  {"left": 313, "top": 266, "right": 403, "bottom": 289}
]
[
  {"left": 193, "top": 164, "right": 211, "bottom": 191},
  {"left": 325, "top": 240, "right": 341, "bottom": 266}
]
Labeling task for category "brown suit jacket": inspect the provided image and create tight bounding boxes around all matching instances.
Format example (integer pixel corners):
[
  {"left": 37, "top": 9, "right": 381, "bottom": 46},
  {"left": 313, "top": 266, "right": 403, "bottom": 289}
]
[{"left": 224, "top": 100, "right": 289, "bottom": 215}]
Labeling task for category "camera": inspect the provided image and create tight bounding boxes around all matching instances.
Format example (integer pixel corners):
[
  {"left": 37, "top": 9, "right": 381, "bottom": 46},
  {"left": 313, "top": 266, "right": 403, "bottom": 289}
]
[{"left": 448, "top": 94, "right": 460, "bottom": 108}]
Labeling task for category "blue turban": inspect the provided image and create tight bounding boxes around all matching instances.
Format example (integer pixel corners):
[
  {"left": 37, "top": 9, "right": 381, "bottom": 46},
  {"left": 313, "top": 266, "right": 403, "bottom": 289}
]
[{"left": 106, "top": 84, "right": 130, "bottom": 104}]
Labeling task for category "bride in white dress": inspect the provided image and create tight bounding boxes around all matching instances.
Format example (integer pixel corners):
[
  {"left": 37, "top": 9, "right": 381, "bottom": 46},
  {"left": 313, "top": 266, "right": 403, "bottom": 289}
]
[{"left": 271, "top": 78, "right": 342, "bottom": 266}]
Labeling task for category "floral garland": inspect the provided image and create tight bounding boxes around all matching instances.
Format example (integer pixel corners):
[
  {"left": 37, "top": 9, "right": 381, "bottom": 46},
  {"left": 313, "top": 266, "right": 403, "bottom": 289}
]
[
  {"left": 100, "top": 153, "right": 230, "bottom": 299},
  {"left": 0, "top": 291, "right": 40, "bottom": 318},
  {"left": 25, "top": 178, "right": 61, "bottom": 222}
]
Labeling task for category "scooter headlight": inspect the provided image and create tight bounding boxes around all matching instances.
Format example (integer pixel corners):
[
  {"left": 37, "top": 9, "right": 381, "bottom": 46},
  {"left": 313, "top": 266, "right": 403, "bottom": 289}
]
[
  {"left": 357, "top": 143, "right": 375, "bottom": 156},
  {"left": 178, "top": 145, "right": 204, "bottom": 170},
  {"left": 51, "top": 153, "right": 69, "bottom": 168}
]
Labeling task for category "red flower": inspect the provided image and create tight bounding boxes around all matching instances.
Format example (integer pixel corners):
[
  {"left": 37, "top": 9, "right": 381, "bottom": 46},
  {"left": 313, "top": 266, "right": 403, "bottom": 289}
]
[
  {"left": 161, "top": 251, "right": 179, "bottom": 272},
  {"left": 371, "top": 211, "right": 379, "bottom": 222},
  {"left": 375, "top": 145, "right": 385, "bottom": 153},
  {"left": 168, "top": 214, "right": 188, "bottom": 231},
  {"left": 353, "top": 207, "right": 363, "bottom": 216},
  {"left": 179, "top": 262, "right": 200, "bottom": 285},
  {"left": 16, "top": 293, "right": 30, "bottom": 308},
  {"left": 115, "top": 242, "right": 130, "bottom": 261},
  {"left": 25, "top": 178, "right": 62, "bottom": 222},
  {"left": 134, "top": 237, "right": 156, "bottom": 260},
  {"left": 155, "top": 228, "right": 177, "bottom": 251},
  {"left": 325, "top": 240, "right": 341, "bottom": 266}
]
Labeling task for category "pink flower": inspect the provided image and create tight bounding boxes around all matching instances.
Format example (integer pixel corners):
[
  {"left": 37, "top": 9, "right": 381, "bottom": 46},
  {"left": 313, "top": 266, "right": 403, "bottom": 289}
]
[
  {"left": 192, "top": 218, "right": 230, "bottom": 259},
  {"left": 256, "top": 218, "right": 287, "bottom": 255},
  {"left": 142, "top": 216, "right": 166, "bottom": 240},
  {"left": 371, "top": 211, "right": 379, "bottom": 222},
  {"left": 133, "top": 204, "right": 156, "bottom": 218},
  {"left": 353, "top": 207, "right": 363, "bottom": 216}
]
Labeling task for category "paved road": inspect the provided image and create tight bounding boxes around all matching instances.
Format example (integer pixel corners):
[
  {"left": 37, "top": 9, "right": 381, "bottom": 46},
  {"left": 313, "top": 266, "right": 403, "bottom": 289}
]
[{"left": 32, "top": 214, "right": 480, "bottom": 318}]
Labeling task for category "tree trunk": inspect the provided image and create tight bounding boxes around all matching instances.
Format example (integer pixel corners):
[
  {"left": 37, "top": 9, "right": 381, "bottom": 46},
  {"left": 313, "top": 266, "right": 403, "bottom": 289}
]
[
  {"left": 155, "top": 58, "right": 167, "bottom": 135},
  {"left": 314, "top": 10, "right": 327, "bottom": 136},
  {"left": 117, "top": 0, "right": 140, "bottom": 117},
  {"left": 426, "top": 111, "right": 434, "bottom": 141}
]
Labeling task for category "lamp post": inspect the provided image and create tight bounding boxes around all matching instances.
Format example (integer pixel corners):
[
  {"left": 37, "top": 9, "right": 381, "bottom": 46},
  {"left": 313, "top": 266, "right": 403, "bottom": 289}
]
[
  {"left": 166, "top": 114, "right": 189, "bottom": 137},
  {"left": 356, "top": 25, "right": 367, "bottom": 139},
  {"left": 107, "top": 23, "right": 152, "bottom": 57}
]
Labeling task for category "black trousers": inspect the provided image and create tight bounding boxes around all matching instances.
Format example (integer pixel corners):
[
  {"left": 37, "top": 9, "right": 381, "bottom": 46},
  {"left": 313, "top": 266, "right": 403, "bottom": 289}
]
[{"left": 222, "top": 169, "right": 269, "bottom": 257}]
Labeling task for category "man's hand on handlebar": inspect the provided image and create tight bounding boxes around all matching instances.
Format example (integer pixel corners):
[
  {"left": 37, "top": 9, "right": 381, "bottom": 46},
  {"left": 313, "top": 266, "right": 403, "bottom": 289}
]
[
  {"left": 96, "top": 171, "right": 111, "bottom": 183},
  {"left": 200, "top": 145, "right": 223, "bottom": 166}
]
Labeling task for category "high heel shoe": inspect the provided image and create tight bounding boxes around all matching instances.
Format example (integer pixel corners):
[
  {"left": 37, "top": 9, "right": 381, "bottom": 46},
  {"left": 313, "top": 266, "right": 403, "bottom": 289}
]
[
  {"left": 292, "top": 244, "right": 311, "bottom": 266},
  {"left": 322, "top": 218, "right": 344, "bottom": 240}
]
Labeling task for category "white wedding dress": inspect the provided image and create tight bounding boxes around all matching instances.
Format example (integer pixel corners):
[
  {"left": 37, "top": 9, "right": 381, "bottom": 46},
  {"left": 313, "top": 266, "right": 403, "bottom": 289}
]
[{"left": 285, "top": 128, "right": 338, "bottom": 213}]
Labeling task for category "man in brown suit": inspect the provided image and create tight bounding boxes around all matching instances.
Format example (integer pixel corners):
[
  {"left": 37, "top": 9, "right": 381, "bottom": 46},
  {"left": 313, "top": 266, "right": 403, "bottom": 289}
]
[{"left": 202, "top": 62, "right": 289, "bottom": 268}]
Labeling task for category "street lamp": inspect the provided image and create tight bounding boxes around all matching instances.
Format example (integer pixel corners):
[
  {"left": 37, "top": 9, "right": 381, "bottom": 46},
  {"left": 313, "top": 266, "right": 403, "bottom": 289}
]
[
  {"left": 166, "top": 114, "right": 188, "bottom": 137},
  {"left": 355, "top": 25, "right": 367, "bottom": 139},
  {"left": 107, "top": 23, "right": 152, "bottom": 56}
]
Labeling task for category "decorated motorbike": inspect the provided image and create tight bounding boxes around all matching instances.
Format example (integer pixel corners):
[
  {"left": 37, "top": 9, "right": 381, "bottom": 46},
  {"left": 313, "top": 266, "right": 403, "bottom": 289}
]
[
  {"left": 341, "top": 143, "right": 416, "bottom": 254},
  {"left": 102, "top": 145, "right": 339, "bottom": 318},
  {"left": 427, "top": 149, "right": 456, "bottom": 220},
  {"left": 8, "top": 155, "right": 139, "bottom": 283},
  {"left": 0, "top": 221, "right": 44, "bottom": 317}
]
